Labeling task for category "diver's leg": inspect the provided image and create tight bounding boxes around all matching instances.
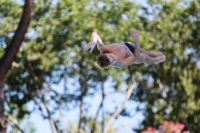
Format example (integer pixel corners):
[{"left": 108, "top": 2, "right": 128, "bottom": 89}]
[
  {"left": 142, "top": 50, "right": 163, "bottom": 57},
  {"left": 127, "top": 42, "right": 163, "bottom": 58},
  {"left": 144, "top": 54, "right": 166, "bottom": 64}
]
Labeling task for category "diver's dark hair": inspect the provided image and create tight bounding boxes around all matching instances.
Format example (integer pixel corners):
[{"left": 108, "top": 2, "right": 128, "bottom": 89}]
[{"left": 97, "top": 54, "right": 111, "bottom": 68}]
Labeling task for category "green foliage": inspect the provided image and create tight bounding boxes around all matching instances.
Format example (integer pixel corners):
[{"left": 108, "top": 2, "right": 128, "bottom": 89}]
[
  {"left": 0, "top": 0, "right": 22, "bottom": 49},
  {"left": 0, "top": 0, "right": 141, "bottom": 132},
  {"left": 1, "top": 0, "right": 200, "bottom": 132},
  {"left": 131, "top": 0, "right": 200, "bottom": 132}
]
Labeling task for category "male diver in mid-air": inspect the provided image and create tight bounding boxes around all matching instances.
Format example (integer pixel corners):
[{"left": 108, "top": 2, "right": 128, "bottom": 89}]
[{"left": 85, "top": 29, "right": 165, "bottom": 68}]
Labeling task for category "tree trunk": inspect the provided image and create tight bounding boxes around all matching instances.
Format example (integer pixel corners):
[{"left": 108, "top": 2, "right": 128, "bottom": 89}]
[
  {"left": 103, "top": 81, "right": 136, "bottom": 133},
  {"left": 77, "top": 96, "right": 84, "bottom": 133},
  {"left": 0, "top": 78, "right": 7, "bottom": 132},
  {"left": 0, "top": 0, "right": 34, "bottom": 132},
  {"left": 41, "top": 89, "right": 57, "bottom": 133}
]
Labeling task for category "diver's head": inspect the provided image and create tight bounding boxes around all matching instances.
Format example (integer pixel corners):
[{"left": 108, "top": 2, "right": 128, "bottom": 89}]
[{"left": 97, "top": 54, "right": 112, "bottom": 68}]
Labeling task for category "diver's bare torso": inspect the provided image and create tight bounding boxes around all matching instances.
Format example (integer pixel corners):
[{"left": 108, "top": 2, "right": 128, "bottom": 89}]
[{"left": 101, "top": 43, "right": 138, "bottom": 68}]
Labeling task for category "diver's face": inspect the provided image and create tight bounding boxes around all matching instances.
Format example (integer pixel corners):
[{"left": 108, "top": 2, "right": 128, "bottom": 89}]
[
  {"left": 105, "top": 53, "right": 113, "bottom": 63},
  {"left": 105, "top": 53, "right": 115, "bottom": 62}
]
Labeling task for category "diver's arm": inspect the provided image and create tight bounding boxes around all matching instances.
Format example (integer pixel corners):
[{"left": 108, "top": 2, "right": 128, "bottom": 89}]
[
  {"left": 130, "top": 29, "right": 141, "bottom": 59},
  {"left": 121, "top": 55, "right": 137, "bottom": 67},
  {"left": 92, "top": 32, "right": 105, "bottom": 54},
  {"left": 85, "top": 32, "right": 105, "bottom": 53}
]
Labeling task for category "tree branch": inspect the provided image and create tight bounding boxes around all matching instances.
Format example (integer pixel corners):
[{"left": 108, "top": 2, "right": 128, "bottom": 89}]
[
  {"left": 103, "top": 80, "right": 137, "bottom": 133},
  {"left": 0, "top": 1, "right": 34, "bottom": 132},
  {"left": 40, "top": 88, "right": 58, "bottom": 133},
  {"left": 0, "top": 0, "right": 34, "bottom": 80},
  {"left": 7, "top": 115, "right": 24, "bottom": 133},
  {"left": 77, "top": 89, "right": 84, "bottom": 133},
  {"left": 91, "top": 78, "right": 105, "bottom": 133}
]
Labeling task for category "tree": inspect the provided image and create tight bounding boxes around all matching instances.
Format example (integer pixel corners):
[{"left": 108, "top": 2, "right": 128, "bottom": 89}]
[
  {"left": 1, "top": 0, "right": 143, "bottom": 132},
  {"left": 130, "top": 0, "right": 200, "bottom": 132},
  {"left": 4, "top": 0, "right": 198, "bottom": 132},
  {"left": 0, "top": 0, "right": 34, "bottom": 132}
]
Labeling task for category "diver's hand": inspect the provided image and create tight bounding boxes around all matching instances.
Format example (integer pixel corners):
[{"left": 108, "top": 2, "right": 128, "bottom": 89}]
[
  {"left": 130, "top": 29, "right": 140, "bottom": 42},
  {"left": 85, "top": 41, "right": 96, "bottom": 53}
]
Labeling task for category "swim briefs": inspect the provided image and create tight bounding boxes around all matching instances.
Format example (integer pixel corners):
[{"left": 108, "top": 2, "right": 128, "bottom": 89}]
[{"left": 124, "top": 42, "right": 135, "bottom": 55}]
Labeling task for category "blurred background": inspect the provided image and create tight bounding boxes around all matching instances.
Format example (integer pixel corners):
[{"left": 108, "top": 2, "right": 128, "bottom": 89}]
[{"left": 0, "top": 0, "right": 200, "bottom": 132}]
